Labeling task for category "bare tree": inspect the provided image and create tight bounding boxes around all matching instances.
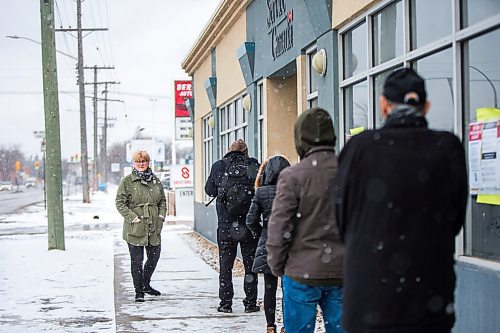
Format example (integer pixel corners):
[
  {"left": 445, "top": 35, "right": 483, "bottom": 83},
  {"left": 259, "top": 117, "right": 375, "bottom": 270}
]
[
  {"left": 0, "top": 145, "right": 26, "bottom": 181},
  {"left": 107, "top": 142, "right": 127, "bottom": 184}
]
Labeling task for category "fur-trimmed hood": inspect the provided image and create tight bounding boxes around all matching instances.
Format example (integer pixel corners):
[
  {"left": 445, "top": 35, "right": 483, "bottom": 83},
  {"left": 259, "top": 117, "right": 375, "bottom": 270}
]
[{"left": 254, "top": 155, "right": 290, "bottom": 189}]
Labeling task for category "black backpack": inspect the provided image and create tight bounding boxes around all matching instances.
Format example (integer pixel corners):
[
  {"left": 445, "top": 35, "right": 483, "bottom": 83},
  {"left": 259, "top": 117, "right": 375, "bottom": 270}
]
[{"left": 218, "top": 155, "right": 255, "bottom": 217}]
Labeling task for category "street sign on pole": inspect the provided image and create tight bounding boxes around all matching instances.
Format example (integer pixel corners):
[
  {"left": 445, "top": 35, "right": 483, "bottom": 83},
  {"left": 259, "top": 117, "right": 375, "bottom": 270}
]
[{"left": 33, "top": 130, "right": 45, "bottom": 138}]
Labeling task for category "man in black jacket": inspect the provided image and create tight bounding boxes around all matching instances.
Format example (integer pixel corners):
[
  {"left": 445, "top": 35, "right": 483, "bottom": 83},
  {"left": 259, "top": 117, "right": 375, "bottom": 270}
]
[
  {"left": 334, "top": 68, "right": 468, "bottom": 333},
  {"left": 205, "top": 139, "right": 260, "bottom": 314}
]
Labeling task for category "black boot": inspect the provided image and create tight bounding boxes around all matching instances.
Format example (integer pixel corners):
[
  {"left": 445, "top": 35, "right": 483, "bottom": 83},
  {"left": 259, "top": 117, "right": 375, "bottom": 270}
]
[
  {"left": 143, "top": 285, "right": 161, "bottom": 296},
  {"left": 244, "top": 304, "right": 260, "bottom": 313},
  {"left": 135, "top": 292, "right": 145, "bottom": 302},
  {"left": 217, "top": 304, "right": 233, "bottom": 313}
]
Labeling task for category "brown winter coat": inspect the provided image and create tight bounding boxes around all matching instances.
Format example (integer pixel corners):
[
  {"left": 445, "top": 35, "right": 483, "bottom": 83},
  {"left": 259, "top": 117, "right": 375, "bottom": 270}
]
[{"left": 266, "top": 146, "right": 344, "bottom": 280}]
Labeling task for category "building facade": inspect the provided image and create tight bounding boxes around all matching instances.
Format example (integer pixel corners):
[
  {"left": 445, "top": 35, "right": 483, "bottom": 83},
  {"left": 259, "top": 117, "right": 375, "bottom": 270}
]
[{"left": 182, "top": 1, "right": 500, "bottom": 331}]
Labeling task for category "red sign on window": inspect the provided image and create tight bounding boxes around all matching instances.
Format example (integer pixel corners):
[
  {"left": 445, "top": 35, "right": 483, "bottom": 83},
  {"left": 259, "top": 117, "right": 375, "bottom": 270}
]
[{"left": 174, "top": 80, "right": 192, "bottom": 117}]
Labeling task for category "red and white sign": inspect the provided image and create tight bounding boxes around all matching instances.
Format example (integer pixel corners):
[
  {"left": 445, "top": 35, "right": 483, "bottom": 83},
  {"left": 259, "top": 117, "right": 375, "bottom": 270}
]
[
  {"left": 170, "top": 165, "right": 193, "bottom": 188},
  {"left": 468, "top": 123, "right": 483, "bottom": 142},
  {"left": 174, "top": 80, "right": 192, "bottom": 118}
]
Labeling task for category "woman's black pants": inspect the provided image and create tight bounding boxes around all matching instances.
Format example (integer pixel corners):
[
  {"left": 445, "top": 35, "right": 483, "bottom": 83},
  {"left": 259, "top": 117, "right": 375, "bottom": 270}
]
[
  {"left": 128, "top": 243, "right": 161, "bottom": 294},
  {"left": 264, "top": 273, "right": 278, "bottom": 327}
]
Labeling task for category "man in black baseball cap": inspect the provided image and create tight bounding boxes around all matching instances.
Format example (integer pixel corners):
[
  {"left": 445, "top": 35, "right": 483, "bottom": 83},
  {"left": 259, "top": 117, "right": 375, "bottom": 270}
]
[
  {"left": 380, "top": 67, "right": 430, "bottom": 118},
  {"left": 334, "top": 67, "right": 468, "bottom": 333}
]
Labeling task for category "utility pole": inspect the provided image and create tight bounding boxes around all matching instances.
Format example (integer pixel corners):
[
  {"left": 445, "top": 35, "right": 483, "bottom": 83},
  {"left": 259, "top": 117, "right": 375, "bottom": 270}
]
[
  {"left": 55, "top": 0, "right": 107, "bottom": 203},
  {"left": 102, "top": 86, "right": 109, "bottom": 185},
  {"left": 83, "top": 66, "right": 114, "bottom": 191},
  {"left": 101, "top": 83, "right": 123, "bottom": 184},
  {"left": 76, "top": 0, "right": 90, "bottom": 203},
  {"left": 40, "top": 0, "right": 65, "bottom": 250}
]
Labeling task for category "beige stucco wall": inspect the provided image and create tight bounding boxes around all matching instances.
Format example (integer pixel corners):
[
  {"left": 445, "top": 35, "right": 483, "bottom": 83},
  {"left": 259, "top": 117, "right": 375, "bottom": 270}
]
[
  {"left": 216, "top": 13, "right": 246, "bottom": 106},
  {"left": 296, "top": 55, "right": 308, "bottom": 115},
  {"left": 193, "top": 56, "right": 213, "bottom": 203},
  {"left": 333, "top": 0, "right": 380, "bottom": 28},
  {"left": 265, "top": 76, "right": 298, "bottom": 164}
]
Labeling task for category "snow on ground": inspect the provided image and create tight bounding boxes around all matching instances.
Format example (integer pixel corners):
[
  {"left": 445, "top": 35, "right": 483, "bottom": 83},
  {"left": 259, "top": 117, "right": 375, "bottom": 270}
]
[
  {"left": 0, "top": 187, "right": 293, "bottom": 332},
  {"left": 0, "top": 190, "right": 117, "bottom": 332}
]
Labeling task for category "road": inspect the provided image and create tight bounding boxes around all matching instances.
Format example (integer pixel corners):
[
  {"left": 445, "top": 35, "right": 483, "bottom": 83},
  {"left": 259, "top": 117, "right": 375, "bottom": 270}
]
[
  {"left": 0, "top": 187, "right": 44, "bottom": 214},
  {"left": 0, "top": 184, "right": 85, "bottom": 236}
]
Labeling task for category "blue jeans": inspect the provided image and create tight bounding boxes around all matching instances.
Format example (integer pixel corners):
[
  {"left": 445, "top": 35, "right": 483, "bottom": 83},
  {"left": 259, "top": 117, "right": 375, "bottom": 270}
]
[{"left": 282, "top": 275, "right": 345, "bottom": 333}]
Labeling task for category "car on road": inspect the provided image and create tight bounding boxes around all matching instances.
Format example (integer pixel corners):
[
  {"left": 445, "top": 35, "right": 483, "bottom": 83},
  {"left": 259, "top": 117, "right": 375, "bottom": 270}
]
[
  {"left": 0, "top": 181, "right": 13, "bottom": 191},
  {"left": 25, "top": 180, "right": 36, "bottom": 188},
  {"left": 161, "top": 177, "right": 171, "bottom": 190}
]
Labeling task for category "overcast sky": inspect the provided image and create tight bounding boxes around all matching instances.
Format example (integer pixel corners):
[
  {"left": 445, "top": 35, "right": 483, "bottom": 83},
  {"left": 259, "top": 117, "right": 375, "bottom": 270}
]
[{"left": 0, "top": 0, "right": 220, "bottom": 160}]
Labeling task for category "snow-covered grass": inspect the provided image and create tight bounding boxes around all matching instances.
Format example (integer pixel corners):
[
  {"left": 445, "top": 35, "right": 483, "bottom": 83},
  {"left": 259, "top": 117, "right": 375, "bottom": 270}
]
[{"left": 0, "top": 190, "right": 117, "bottom": 332}]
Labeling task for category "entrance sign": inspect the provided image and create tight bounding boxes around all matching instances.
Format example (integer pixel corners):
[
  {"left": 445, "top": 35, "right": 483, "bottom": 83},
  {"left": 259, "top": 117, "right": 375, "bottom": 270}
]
[{"left": 170, "top": 165, "right": 193, "bottom": 188}]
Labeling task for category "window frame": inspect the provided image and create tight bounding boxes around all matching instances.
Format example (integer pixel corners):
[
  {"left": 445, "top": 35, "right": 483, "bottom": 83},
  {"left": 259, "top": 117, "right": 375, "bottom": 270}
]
[
  {"left": 338, "top": 0, "right": 500, "bottom": 263},
  {"left": 219, "top": 93, "right": 249, "bottom": 158},
  {"left": 257, "top": 80, "right": 265, "bottom": 163},
  {"left": 306, "top": 44, "right": 319, "bottom": 108},
  {"left": 202, "top": 114, "right": 214, "bottom": 202}
]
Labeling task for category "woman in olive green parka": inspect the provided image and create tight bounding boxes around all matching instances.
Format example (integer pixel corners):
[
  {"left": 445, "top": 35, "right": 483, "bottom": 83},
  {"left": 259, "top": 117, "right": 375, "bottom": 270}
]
[{"left": 116, "top": 150, "right": 167, "bottom": 302}]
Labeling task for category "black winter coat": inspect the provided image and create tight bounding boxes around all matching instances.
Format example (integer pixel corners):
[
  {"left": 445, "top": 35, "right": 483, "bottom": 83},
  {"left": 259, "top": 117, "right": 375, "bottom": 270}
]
[
  {"left": 246, "top": 156, "right": 290, "bottom": 274},
  {"left": 205, "top": 151, "right": 260, "bottom": 242},
  {"left": 334, "top": 110, "right": 468, "bottom": 332}
]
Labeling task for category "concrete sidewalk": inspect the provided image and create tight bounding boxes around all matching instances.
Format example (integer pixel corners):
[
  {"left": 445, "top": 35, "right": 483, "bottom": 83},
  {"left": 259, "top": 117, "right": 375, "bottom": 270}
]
[{"left": 112, "top": 224, "right": 272, "bottom": 333}]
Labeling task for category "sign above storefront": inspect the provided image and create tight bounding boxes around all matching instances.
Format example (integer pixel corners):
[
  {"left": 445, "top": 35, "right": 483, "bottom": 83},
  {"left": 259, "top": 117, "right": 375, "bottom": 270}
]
[
  {"left": 267, "top": 0, "right": 294, "bottom": 60},
  {"left": 174, "top": 80, "right": 192, "bottom": 117}
]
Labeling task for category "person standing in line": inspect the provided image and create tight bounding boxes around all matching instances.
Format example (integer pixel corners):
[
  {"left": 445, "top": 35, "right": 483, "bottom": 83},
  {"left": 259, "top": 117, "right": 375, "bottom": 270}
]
[
  {"left": 334, "top": 68, "right": 468, "bottom": 333},
  {"left": 205, "top": 139, "right": 261, "bottom": 313},
  {"left": 267, "top": 107, "right": 345, "bottom": 333},
  {"left": 116, "top": 150, "right": 167, "bottom": 302},
  {"left": 246, "top": 155, "right": 291, "bottom": 333}
]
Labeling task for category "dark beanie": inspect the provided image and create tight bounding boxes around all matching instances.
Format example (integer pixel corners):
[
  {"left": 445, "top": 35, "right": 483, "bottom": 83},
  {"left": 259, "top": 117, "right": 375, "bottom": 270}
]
[
  {"left": 383, "top": 68, "right": 427, "bottom": 106},
  {"left": 294, "top": 107, "right": 336, "bottom": 158}
]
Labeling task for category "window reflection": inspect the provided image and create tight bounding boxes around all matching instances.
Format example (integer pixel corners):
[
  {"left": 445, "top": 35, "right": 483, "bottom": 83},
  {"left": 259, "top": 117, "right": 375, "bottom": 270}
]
[
  {"left": 343, "top": 22, "right": 367, "bottom": 79},
  {"left": 465, "top": 29, "right": 500, "bottom": 123},
  {"left": 465, "top": 28, "right": 500, "bottom": 261},
  {"left": 411, "top": 0, "right": 452, "bottom": 49},
  {"left": 307, "top": 49, "right": 319, "bottom": 94},
  {"left": 373, "top": 1, "right": 404, "bottom": 65},
  {"left": 257, "top": 82, "right": 264, "bottom": 162},
  {"left": 374, "top": 67, "right": 402, "bottom": 128},
  {"left": 219, "top": 95, "right": 248, "bottom": 157},
  {"left": 462, "top": 0, "right": 500, "bottom": 28},
  {"left": 344, "top": 81, "right": 368, "bottom": 139},
  {"left": 203, "top": 116, "right": 214, "bottom": 201},
  {"left": 414, "top": 48, "right": 454, "bottom": 131}
]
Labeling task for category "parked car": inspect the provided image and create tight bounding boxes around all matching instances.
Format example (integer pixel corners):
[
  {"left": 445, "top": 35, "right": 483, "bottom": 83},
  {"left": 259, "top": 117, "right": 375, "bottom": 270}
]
[
  {"left": 0, "top": 181, "right": 13, "bottom": 191},
  {"left": 161, "top": 178, "right": 171, "bottom": 190},
  {"left": 25, "top": 180, "right": 36, "bottom": 188}
]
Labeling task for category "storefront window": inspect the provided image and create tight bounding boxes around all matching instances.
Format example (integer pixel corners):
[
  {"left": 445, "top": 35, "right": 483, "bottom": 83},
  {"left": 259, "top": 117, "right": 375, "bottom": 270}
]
[
  {"left": 339, "top": 0, "right": 500, "bottom": 264},
  {"left": 413, "top": 48, "right": 454, "bottom": 131},
  {"left": 257, "top": 82, "right": 265, "bottom": 162},
  {"left": 461, "top": 0, "right": 500, "bottom": 28},
  {"left": 343, "top": 22, "right": 367, "bottom": 79},
  {"left": 410, "top": 0, "right": 452, "bottom": 49},
  {"left": 220, "top": 107, "right": 226, "bottom": 132},
  {"left": 203, "top": 115, "right": 214, "bottom": 202},
  {"left": 344, "top": 80, "right": 368, "bottom": 139},
  {"left": 465, "top": 29, "right": 500, "bottom": 122},
  {"left": 373, "top": 1, "right": 404, "bottom": 65},
  {"left": 374, "top": 66, "right": 402, "bottom": 127},
  {"left": 219, "top": 95, "right": 248, "bottom": 157},
  {"left": 307, "top": 47, "right": 319, "bottom": 108},
  {"left": 464, "top": 28, "right": 500, "bottom": 261}
]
